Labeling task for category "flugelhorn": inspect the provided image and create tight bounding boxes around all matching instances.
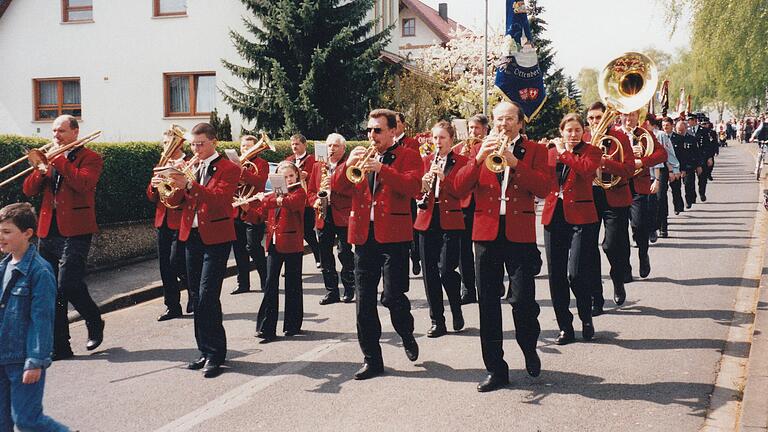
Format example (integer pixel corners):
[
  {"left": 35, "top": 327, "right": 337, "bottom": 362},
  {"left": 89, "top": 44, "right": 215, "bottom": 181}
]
[
  {"left": 0, "top": 130, "right": 102, "bottom": 189},
  {"left": 346, "top": 142, "right": 377, "bottom": 184},
  {"left": 593, "top": 51, "right": 659, "bottom": 186}
]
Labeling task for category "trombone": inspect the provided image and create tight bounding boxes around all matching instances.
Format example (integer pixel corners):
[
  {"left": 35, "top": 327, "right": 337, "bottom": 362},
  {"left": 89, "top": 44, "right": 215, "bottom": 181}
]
[
  {"left": 0, "top": 130, "right": 102, "bottom": 189},
  {"left": 345, "top": 142, "right": 377, "bottom": 184}
]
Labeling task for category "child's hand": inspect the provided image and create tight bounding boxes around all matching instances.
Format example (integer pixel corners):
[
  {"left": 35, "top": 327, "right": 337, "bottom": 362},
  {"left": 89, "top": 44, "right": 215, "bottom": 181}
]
[{"left": 22, "top": 368, "right": 42, "bottom": 384}]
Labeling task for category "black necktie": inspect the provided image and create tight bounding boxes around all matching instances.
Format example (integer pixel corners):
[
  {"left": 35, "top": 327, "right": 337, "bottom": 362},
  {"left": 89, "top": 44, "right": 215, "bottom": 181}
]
[{"left": 52, "top": 167, "right": 61, "bottom": 194}]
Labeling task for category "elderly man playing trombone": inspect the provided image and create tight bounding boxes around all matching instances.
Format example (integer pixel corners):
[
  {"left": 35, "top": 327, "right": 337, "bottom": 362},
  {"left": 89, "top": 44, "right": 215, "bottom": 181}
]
[{"left": 22, "top": 114, "right": 105, "bottom": 361}]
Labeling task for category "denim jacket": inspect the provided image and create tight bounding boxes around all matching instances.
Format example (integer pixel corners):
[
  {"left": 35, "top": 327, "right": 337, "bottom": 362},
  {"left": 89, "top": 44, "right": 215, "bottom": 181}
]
[{"left": 0, "top": 244, "right": 56, "bottom": 370}]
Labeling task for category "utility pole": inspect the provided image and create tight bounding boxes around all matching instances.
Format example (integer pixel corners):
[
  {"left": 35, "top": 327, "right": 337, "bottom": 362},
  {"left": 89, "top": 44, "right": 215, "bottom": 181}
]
[{"left": 483, "top": 0, "right": 488, "bottom": 116}]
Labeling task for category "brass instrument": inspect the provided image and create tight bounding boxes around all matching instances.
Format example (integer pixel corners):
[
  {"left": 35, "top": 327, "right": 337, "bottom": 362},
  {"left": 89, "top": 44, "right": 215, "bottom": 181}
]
[
  {"left": 316, "top": 162, "right": 331, "bottom": 220},
  {"left": 459, "top": 137, "right": 483, "bottom": 157},
  {"left": 232, "top": 181, "right": 303, "bottom": 207},
  {"left": 345, "top": 142, "right": 377, "bottom": 184},
  {"left": 416, "top": 154, "right": 444, "bottom": 210},
  {"left": 0, "top": 130, "right": 102, "bottom": 189},
  {"left": 0, "top": 143, "right": 54, "bottom": 175},
  {"left": 485, "top": 129, "right": 511, "bottom": 173},
  {"left": 155, "top": 155, "right": 200, "bottom": 209},
  {"left": 157, "top": 125, "right": 187, "bottom": 168},
  {"left": 593, "top": 52, "right": 659, "bottom": 186},
  {"left": 233, "top": 132, "right": 274, "bottom": 205},
  {"left": 629, "top": 126, "right": 655, "bottom": 176}
]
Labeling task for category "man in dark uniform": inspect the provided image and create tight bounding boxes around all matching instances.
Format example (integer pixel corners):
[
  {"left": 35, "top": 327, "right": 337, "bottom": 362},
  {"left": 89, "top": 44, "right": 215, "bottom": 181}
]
[{"left": 684, "top": 116, "right": 707, "bottom": 207}]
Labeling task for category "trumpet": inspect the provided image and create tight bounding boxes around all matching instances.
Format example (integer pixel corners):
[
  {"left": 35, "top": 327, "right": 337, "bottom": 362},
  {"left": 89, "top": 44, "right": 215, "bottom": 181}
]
[
  {"left": 154, "top": 155, "right": 200, "bottom": 209},
  {"left": 484, "top": 129, "right": 511, "bottom": 173},
  {"left": 316, "top": 162, "right": 331, "bottom": 220},
  {"left": 345, "top": 142, "right": 377, "bottom": 184},
  {"left": 0, "top": 130, "right": 102, "bottom": 189},
  {"left": 232, "top": 181, "right": 303, "bottom": 208},
  {"left": 459, "top": 137, "right": 483, "bottom": 157},
  {"left": 416, "top": 155, "right": 444, "bottom": 210}
]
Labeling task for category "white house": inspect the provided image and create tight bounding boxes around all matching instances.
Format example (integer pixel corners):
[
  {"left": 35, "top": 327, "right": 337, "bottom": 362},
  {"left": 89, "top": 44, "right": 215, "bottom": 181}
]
[{"left": 0, "top": 0, "right": 466, "bottom": 142}]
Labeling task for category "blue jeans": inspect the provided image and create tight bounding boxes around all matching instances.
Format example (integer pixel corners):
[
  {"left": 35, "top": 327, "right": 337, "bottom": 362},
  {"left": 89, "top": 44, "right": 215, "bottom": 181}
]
[{"left": 0, "top": 364, "right": 69, "bottom": 432}]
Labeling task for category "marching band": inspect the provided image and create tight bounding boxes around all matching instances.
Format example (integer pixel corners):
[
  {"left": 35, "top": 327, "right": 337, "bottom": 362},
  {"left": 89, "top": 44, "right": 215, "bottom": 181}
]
[{"left": 14, "top": 54, "right": 727, "bottom": 392}]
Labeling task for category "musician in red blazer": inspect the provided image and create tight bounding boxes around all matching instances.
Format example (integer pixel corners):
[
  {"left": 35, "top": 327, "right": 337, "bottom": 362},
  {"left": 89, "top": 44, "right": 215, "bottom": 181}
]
[
  {"left": 165, "top": 122, "right": 239, "bottom": 378},
  {"left": 541, "top": 113, "right": 602, "bottom": 346},
  {"left": 285, "top": 134, "right": 320, "bottom": 266},
  {"left": 255, "top": 161, "right": 307, "bottom": 342},
  {"left": 231, "top": 135, "right": 269, "bottom": 296},
  {"left": 620, "top": 111, "right": 668, "bottom": 280},
  {"left": 147, "top": 130, "right": 188, "bottom": 321},
  {"left": 451, "top": 113, "right": 489, "bottom": 305},
  {"left": 22, "top": 115, "right": 104, "bottom": 360},
  {"left": 307, "top": 134, "right": 356, "bottom": 305},
  {"left": 584, "top": 102, "right": 635, "bottom": 313},
  {"left": 338, "top": 109, "right": 423, "bottom": 381},
  {"left": 453, "top": 101, "right": 549, "bottom": 393},
  {"left": 413, "top": 121, "right": 468, "bottom": 338}
]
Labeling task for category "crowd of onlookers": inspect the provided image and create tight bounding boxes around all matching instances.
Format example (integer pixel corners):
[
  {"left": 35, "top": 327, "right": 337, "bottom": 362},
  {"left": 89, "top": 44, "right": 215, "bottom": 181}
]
[{"left": 723, "top": 115, "right": 768, "bottom": 144}]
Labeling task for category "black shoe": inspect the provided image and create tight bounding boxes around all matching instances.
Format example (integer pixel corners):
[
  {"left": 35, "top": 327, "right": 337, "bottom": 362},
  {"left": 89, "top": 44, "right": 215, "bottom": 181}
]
[
  {"left": 523, "top": 350, "right": 541, "bottom": 377},
  {"left": 452, "top": 312, "right": 465, "bottom": 332},
  {"left": 230, "top": 286, "right": 250, "bottom": 295},
  {"left": 659, "top": 230, "right": 669, "bottom": 238},
  {"left": 649, "top": 230, "right": 658, "bottom": 243},
  {"left": 427, "top": 324, "right": 447, "bottom": 338},
  {"left": 686, "top": 202, "right": 693, "bottom": 209},
  {"left": 52, "top": 349, "right": 74, "bottom": 361},
  {"left": 186, "top": 301, "right": 195, "bottom": 314},
  {"left": 460, "top": 294, "right": 477, "bottom": 305},
  {"left": 614, "top": 282, "right": 626, "bottom": 306},
  {"left": 258, "top": 335, "right": 276, "bottom": 344},
  {"left": 157, "top": 308, "right": 182, "bottom": 322},
  {"left": 402, "top": 335, "right": 419, "bottom": 361},
  {"left": 582, "top": 322, "right": 595, "bottom": 341},
  {"left": 341, "top": 294, "right": 355, "bottom": 303},
  {"left": 187, "top": 356, "right": 207, "bottom": 370},
  {"left": 624, "top": 273, "right": 634, "bottom": 284},
  {"left": 86, "top": 320, "right": 105, "bottom": 351},
  {"left": 555, "top": 331, "right": 575, "bottom": 345},
  {"left": 202, "top": 360, "right": 223, "bottom": 378},
  {"left": 412, "top": 260, "right": 421, "bottom": 275},
  {"left": 315, "top": 261, "right": 322, "bottom": 269},
  {"left": 354, "top": 363, "right": 384, "bottom": 380},
  {"left": 477, "top": 373, "right": 509, "bottom": 392},
  {"left": 319, "top": 293, "right": 340, "bottom": 305},
  {"left": 591, "top": 303, "right": 604, "bottom": 317},
  {"left": 701, "top": 194, "right": 707, "bottom": 202},
  {"left": 284, "top": 329, "right": 302, "bottom": 337},
  {"left": 639, "top": 254, "right": 651, "bottom": 278},
  {"left": 674, "top": 210, "right": 680, "bottom": 215}
]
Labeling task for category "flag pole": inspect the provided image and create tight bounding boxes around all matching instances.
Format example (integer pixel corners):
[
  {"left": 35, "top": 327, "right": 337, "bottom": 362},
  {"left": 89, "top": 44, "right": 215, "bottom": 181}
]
[{"left": 483, "top": 0, "right": 489, "bottom": 116}]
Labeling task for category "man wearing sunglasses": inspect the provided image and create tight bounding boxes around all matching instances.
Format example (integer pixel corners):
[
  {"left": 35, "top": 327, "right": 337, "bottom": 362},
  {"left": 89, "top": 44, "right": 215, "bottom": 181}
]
[{"left": 342, "top": 109, "right": 424, "bottom": 380}]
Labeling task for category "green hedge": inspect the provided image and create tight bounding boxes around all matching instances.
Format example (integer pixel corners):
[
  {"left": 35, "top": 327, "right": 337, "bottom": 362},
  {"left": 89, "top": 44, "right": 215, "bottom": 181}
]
[{"left": 0, "top": 135, "right": 368, "bottom": 225}]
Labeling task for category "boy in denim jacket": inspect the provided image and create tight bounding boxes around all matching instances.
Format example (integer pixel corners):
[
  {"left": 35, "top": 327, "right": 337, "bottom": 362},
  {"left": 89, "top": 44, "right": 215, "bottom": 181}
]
[{"left": 0, "top": 203, "right": 69, "bottom": 431}]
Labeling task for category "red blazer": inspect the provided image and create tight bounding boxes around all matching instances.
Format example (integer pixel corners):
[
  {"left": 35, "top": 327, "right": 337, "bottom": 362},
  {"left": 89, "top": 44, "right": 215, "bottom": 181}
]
[
  {"left": 147, "top": 182, "right": 184, "bottom": 230},
  {"left": 23, "top": 147, "right": 103, "bottom": 238},
  {"left": 541, "top": 143, "right": 602, "bottom": 226},
  {"left": 167, "top": 155, "right": 240, "bottom": 245},
  {"left": 414, "top": 152, "right": 468, "bottom": 231},
  {"left": 306, "top": 158, "right": 354, "bottom": 229},
  {"left": 588, "top": 127, "right": 635, "bottom": 208},
  {"left": 452, "top": 143, "right": 476, "bottom": 208},
  {"left": 264, "top": 187, "right": 307, "bottom": 254},
  {"left": 627, "top": 128, "right": 668, "bottom": 195},
  {"left": 237, "top": 157, "right": 269, "bottom": 224},
  {"left": 286, "top": 153, "right": 315, "bottom": 207},
  {"left": 399, "top": 136, "right": 420, "bottom": 153},
  {"left": 343, "top": 144, "right": 424, "bottom": 245},
  {"left": 454, "top": 138, "right": 549, "bottom": 243}
]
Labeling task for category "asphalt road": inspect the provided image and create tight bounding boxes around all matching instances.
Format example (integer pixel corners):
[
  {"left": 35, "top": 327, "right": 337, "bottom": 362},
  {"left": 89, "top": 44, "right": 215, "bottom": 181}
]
[{"left": 44, "top": 143, "right": 760, "bottom": 432}]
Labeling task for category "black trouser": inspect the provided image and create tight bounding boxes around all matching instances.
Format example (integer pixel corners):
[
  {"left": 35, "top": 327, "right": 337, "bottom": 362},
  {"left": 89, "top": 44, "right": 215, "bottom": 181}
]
[
  {"left": 156, "top": 223, "right": 185, "bottom": 312},
  {"left": 233, "top": 219, "right": 267, "bottom": 291},
  {"left": 185, "top": 229, "right": 230, "bottom": 363},
  {"left": 409, "top": 199, "right": 421, "bottom": 269},
  {"left": 544, "top": 201, "right": 596, "bottom": 333},
  {"left": 699, "top": 159, "right": 713, "bottom": 196},
  {"left": 317, "top": 210, "right": 354, "bottom": 298},
  {"left": 257, "top": 245, "right": 303, "bottom": 336},
  {"left": 303, "top": 207, "right": 320, "bottom": 263},
  {"left": 670, "top": 176, "right": 684, "bottom": 213},
  {"left": 656, "top": 170, "right": 670, "bottom": 232},
  {"left": 590, "top": 187, "right": 631, "bottom": 308},
  {"left": 683, "top": 168, "right": 699, "bottom": 205},
  {"left": 459, "top": 202, "right": 476, "bottom": 299},
  {"left": 474, "top": 218, "right": 541, "bottom": 376},
  {"left": 630, "top": 182, "right": 652, "bottom": 261},
  {"left": 418, "top": 206, "right": 462, "bottom": 326},
  {"left": 39, "top": 214, "right": 100, "bottom": 354},
  {"left": 354, "top": 224, "right": 414, "bottom": 367}
]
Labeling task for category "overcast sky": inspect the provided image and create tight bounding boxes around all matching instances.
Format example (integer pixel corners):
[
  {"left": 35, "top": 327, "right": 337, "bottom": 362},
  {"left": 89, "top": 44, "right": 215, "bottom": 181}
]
[{"left": 420, "top": 0, "right": 693, "bottom": 78}]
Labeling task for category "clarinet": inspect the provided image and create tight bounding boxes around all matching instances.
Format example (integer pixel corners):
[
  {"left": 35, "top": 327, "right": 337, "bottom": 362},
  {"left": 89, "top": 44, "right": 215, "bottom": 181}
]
[{"left": 416, "top": 156, "right": 442, "bottom": 210}]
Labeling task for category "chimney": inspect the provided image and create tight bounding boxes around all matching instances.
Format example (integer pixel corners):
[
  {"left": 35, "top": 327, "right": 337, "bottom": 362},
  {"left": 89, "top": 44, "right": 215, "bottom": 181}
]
[{"left": 438, "top": 3, "right": 448, "bottom": 21}]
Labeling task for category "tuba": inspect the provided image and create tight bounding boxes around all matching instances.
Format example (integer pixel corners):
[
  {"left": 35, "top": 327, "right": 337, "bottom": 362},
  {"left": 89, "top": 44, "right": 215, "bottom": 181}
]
[
  {"left": 345, "top": 142, "right": 377, "bottom": 184},
  {"left": 592, "top": 52, "right": 659, "bottom": 187},
  {"left": 234, "top": 131, "right": 274, "bottom": 205}
]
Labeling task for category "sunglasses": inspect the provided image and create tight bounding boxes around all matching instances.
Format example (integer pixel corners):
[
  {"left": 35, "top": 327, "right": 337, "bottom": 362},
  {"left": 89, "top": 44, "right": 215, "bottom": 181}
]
[{"left": 365, "top": 127, "right": 384, "bottom": 134}]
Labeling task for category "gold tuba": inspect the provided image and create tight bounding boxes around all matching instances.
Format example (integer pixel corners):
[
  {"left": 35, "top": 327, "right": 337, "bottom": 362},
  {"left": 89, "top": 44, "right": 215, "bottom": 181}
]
[
  {"left": 345, "top": 142, "right": 377, "bottom": 184},
  {"left": 592, "top": 52, "right": 659, "bottom": 187}
]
